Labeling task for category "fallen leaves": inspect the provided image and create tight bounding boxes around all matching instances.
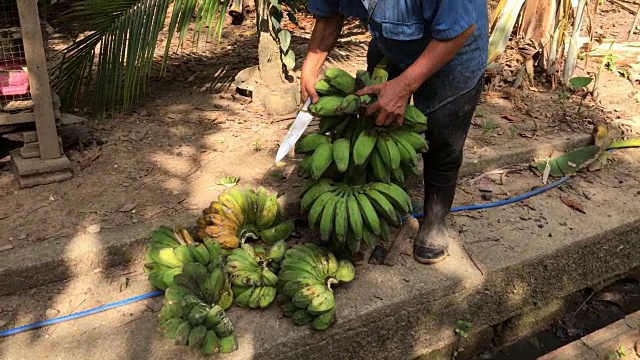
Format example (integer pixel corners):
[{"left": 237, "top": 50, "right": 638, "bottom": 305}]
[
  {"left": 501, "top": 114, "right": 524, "bottom": 123},
  {"left": 560, "top": 196, "right": 586, "bottom": 214}
]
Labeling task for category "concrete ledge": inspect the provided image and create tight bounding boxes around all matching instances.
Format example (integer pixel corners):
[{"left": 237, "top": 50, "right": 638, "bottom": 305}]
[{"left": 0, "top": 133, "right": 593, "bottom": 296}]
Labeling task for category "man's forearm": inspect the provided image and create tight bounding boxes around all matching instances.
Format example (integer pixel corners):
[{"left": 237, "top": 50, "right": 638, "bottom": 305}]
[
  {"left": 301, "top": 15, "right": 345, "bottom": 75},
  {"left": 398, "top": 25, "right": 476, "bottom": 93}
]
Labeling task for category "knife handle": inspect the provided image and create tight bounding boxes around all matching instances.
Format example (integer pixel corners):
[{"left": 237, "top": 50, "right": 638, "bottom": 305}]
[{"left": 301, "top": 98, "right": 311, "bottom": 112}]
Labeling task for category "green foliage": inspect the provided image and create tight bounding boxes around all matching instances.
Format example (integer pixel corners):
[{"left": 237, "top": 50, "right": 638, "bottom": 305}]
[
  {"left": 454, "top": 319, "right": 473, "bottom": 339},
  {"left": 568, "top": 76, "right": 593, "bottom": 90}
]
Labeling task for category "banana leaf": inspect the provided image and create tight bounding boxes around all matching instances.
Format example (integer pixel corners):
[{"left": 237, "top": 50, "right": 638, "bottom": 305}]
[
  {"left": 609, "top": 138, "right": 640, "bottom": 149},
  {"left": 533, "top": 145, "right": 601, "bottom": 177},
  {"left": 488, "top": 0, "right": 526, "bottom": 64}
]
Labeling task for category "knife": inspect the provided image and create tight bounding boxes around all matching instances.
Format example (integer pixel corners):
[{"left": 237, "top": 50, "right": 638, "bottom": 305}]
[{"left": 275, "top": 98, "right": 314, "bottom": 163}]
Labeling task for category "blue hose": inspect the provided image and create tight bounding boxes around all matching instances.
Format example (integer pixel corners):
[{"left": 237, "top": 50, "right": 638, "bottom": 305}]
[
  {"left": 0, "top": 290, "right": 164, "bottom": 338},
  {"left": 0, "top": 174, "right": 572, "bottom": 339}
]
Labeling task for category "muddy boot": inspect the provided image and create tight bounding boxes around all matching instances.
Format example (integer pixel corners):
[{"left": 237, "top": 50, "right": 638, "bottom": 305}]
[{"left": 414, "top": 169, "right": 459, "bottom": 265}]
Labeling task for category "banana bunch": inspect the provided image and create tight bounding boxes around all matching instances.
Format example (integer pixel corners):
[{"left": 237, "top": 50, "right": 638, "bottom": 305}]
[
  {"left": 299, "top": 179, "right": 411, "bottom": 254},
  {"left": 225, "top": 240, "right": 287, "bottom": 309},
  {"left": 144, "top": 225, "right": 210, "bottom": 290},
  {"left": 157, "top": 243, "right": 238, "bottom": 355},
  {"left": 195, "top": 186, "right": 295, "bottom": 248},
  {"left": 277, "top": 243, "right": 355, "bottom": 331}
]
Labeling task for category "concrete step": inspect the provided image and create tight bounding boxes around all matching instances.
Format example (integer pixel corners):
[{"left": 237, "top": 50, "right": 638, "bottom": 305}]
[
  {"left": 0, "top": 132, "right": 592, "bottom": 296},
  {"left": 0, "top": 144, "right": 638, "bottom": 360}
]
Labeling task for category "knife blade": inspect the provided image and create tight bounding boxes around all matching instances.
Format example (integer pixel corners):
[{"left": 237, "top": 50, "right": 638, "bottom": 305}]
[{"left": 275, "top": 98, "right": 314, "bottom": 163}]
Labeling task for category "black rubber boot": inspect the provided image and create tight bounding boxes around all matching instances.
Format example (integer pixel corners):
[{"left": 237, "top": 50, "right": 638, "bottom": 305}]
[{"left": 413, "top": 169, "right": 459, "bottom": 264}]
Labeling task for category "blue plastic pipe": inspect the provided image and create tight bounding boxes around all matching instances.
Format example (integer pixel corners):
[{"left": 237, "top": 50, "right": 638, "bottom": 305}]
[{"left": 0, "top": 174, "right": 573, "bottom": 339}]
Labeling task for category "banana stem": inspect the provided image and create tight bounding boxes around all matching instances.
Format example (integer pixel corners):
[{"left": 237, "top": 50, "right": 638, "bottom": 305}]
[{"left": 326, "top": 277, "right": 339, "bottom": 290}]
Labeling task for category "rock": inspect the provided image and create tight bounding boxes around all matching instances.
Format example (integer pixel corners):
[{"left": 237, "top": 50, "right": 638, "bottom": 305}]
[
  {"left": 263, "top": 85, "right": 299, "bottom": 116},
  {"left": 45, "top": 308, "right": 60, "bottom": 318},
  {"left": 118, "top": 203, "right": 137, "bottom": 212},
  {"left": 0, "top": 244, "right": 14, "bottom": 252},
  {"left": 87, "top": 224, "right": 101, "bottom": 234}
]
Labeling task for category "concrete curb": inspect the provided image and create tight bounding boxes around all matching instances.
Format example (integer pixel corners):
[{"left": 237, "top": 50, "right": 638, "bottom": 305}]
[{"left": 0, "top": 133, "right": 592, "bottom": 297}]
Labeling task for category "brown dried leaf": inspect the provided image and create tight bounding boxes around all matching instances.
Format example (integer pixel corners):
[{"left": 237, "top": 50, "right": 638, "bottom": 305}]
[
  {"left": 560, "top": 196, "right": 586, "bottom": 214},
  {"left": 501, "top": 114, "right": 524, "bottom": 123}
]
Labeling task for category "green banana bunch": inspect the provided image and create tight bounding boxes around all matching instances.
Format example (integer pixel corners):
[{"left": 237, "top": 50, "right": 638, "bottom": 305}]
[
  {"left": 278, "top": 243, "right": 355, "bottom": 331},
  {"left": 156, "top": 243, "right": 239, "bottom": 355},
  {"left": 144, "top": 225, "right": 202, "bottom": 290},
  {"left": 225, "top": 241, "right": 287, "bottom": 309}
]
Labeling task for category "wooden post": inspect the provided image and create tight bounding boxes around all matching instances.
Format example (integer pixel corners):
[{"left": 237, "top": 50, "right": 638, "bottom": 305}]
[{"left": 16, "top": 0, "right": 61, "bottom": 160}]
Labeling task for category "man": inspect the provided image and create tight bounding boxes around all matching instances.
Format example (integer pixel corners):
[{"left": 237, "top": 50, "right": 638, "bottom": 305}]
[{"left": 300, "top": 0, "right": 488, "bottom": 264}]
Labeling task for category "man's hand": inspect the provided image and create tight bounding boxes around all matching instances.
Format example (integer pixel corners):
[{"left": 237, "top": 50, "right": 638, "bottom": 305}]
[
  {"left": 301, "top": 68, "right": 320, "bottom": 104},
  {"left": 356, "top": 77, "right": 413, "bottom": 127}
]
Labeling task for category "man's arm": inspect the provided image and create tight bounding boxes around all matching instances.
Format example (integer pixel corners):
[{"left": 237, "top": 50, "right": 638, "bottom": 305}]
[
  {"left": 300, "top": 15, "right": 344, "bottom": 103},
  {"left": 396, "top": 24, "right": 475, "bottom": 95}
]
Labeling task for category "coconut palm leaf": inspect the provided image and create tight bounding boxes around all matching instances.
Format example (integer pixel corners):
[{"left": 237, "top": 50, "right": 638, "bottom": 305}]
[{"left": 50, "top": 0, "right": 230, "bottom": 116}]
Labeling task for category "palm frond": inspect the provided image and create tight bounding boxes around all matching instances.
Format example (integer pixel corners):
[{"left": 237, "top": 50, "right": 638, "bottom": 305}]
[{"left": 51, "top": 0, "right": 230, "bottom": 116}]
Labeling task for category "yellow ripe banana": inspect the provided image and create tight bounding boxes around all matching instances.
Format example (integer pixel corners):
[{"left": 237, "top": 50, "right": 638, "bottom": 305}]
[
  {"left": 216, "top": 234, "right": 240, "bottom": 249},
  {"left": 218, "top": 193, "right": 243, "bottom": 221}
]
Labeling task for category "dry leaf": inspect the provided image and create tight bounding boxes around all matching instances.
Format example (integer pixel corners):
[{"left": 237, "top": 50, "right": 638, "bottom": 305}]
[
  {"left": 560, "top": 196, "right": 586, "bottom": 214},
  {"left": 501, "top": 114, "right": 524, "bottom": 123},
  {"left": 477, "top": 177, "right": 494, "bottom": 193}
]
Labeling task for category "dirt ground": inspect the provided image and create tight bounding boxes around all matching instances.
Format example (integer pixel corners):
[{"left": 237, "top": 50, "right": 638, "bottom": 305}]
[{"left": 0, "top": 4, "right": 639, "bottom": 257}]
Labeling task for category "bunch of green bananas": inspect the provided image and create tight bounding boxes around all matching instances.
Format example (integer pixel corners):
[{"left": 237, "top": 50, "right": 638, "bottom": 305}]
[
  {"left": 277, "top": 243, "right": 355, "bottom": 331},
  {"left": 195, "top": 186, "right": 295, "bottom": 249},
  {"left": 225, "top": 241, "right": 287, "bottom": 309},
  {"left": 157, "top": 239, "right": 238, "bottom": 355},
  {"left": 144, "top": 225, "right": 217, "bottom": 290},
  {"left": 299, "top": 179, "right": 411, "bottom": 254}
]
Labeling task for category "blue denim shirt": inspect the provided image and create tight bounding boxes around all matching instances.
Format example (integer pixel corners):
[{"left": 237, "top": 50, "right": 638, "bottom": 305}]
[{"left": 308, "top": 0, "right": 488, "bottom": 113}]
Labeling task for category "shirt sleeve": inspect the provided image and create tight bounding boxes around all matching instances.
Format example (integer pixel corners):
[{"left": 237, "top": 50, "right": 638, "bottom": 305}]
[
  {"left": 428, "top": 0, "right": 475, "bottom": 41},
  {"left": 308, "top": 0, "right": 341, "bottom": 18}
]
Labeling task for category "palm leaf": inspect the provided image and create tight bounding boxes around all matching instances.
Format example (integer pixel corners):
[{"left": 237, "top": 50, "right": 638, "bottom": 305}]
[{"left": 51, "top": 0, "right": 230, "bottom": 116}]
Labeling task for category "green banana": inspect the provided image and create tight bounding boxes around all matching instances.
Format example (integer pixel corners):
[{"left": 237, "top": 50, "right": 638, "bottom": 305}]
[
  {"left": 364, "top": 188, "right": 401, "bottom": 227},
  {"left": 200, "top": 330, "right": 220, "bottom": 355},
  {"left": 232, "top": 286, "right": 253, "bottom": 308},
  {"left": 347, "top": 195, "right": 364, "bottom": 241},
  {"left": 213, "top": 315, "right": 234, "bottom": 337},
  {"left": 259, "top": 220, "right": 294, "bottom": 245},
  {"left": 353, "top": 129, "right": 378, "bottom": 165},
  {"left": 392, "top": 135, "right": 419, "bottom": 167},
  {"left": 315, "top": 79, "right": 341, "bottom": 95},
  {"left": 158, "top": 317, "right": 184, "bottom": 339},
  {"left": 283, "top": 278, "right": 321, "bottom": 298},
  {"left": 292, "top": 309, "right": 314, "bottom": 326},
  {"left": 218, "top": 281, "right": 234, "bottom": 310},
  {"left": 293, "top": 284, "right": 326, "bottom": 309},
  {"left": 356, "top": 193, "right": 382, "bottom": 236},
  {"left": 355, "top": 69, "right": 371, "bottom": 89},
  {"left": 256, "top": 194, "right": 279, "bottom": 229},
  {"left": 319, "top": 195, "right": 339, "bottom": 241},
  {"left": 295, "top": 133, "right": 330, "bottom": 154},
  {"left": 308, "top": 191, "right": 335, "bottom": 228},
  {"left": 311, "top": 308, "right": 336, "bottom": 331},
  {"left": 187, "top": 302, "right": 210, "bottom": 326},
  {"left": 308, "top": 287, "right": 335, "bottom": 315},
  {"left": 218, "top": 334, "right": 238, "bottom": 353},
  {"left": 267, "top": 239, "right": 287, "bottom": 264},
  {"left": 324, "top": 252, "right": 339, "bottom": 277},
  {"left": 261, "top": 268, "right": 279, "bottom": 287},
  {"left": 172, "top": 245, "right": 194, "bottom": 264},
  {"left": 204, "top": 305, "right": 225, "bottom": 328},
  {"left": 310, "top": 142, "right": 334, "bottom": 180},
  {"left": 188, "top": 325, "right": 208, "bottom": 349},
  {"left": 324, "top": 68, "right": 356, "bottom": 95},
  {"left": 394, "top": 131, "right": 429, "bottom": 152},
  {"left": 319, "top": 116, "right": 347, "bottom": 133},
  {"left": 281, "top": 302, "right": 299, "bottom": 317},
  {"left": 309, "top": 95, "right": 346, "bottom": 116},
  {"left": 404, "top": 105, "right": 428, "bottom": 126},
  {"left": 259, "top": 286, "right": 277, "bottom": 308},
  {"left": 301, "top": 180, "right": 334, "bottom": 213},
  {"left": 248, "top": 286, "right": 262, "bottom": 308},
  {"left": 203, "top": 238, "right": 222, "bottom": 261},
  {"left": 339, "top": 94, "right": 359, "bottom": 114},
  {"left": 346, "top": 231, "right": 361, "bottom": 254},
  {"left": 182, "top": 262, "right": 209, "bottom": 289},
  {"left": 370, "top": 182, "right": 412, "bottom": 214},
  {"left": 383, "top": 135, "right": 401, "bottom": 170},
  {"left": 174, "top": 320, "right": 192, "bottom": 346},
  {"left": 371, "top": 67, "right": 389, "bottom": 85},
  {"left": 336, "top": 259, "right": 356, "bottom": 283},
  {"left": 332, "top": 138, "right": 351, "bottom": 173},
  {"left": 369, "top": 147, "right": 391, "bottom": 183},
  {"left": 202, "top": 267, "right": 225, "bottom": 304},
  {"left": 334, "top": 196, "right": 348, "bottom": 244}
]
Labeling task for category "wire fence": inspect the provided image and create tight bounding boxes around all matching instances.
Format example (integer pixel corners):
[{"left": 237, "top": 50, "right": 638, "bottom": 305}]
[{"left": 0, "top": 0, "right": 32, "bottom": 113}]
